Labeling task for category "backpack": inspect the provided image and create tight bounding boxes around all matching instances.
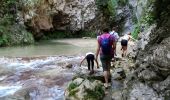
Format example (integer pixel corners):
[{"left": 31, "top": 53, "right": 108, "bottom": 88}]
[{"left": 99, "top": 33, "right": 113, "bottom": 55}]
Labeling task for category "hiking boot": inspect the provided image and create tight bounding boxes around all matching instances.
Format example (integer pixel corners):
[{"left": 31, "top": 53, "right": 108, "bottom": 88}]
[
  {"left": 115, "top": 53, "right": 117, "bottom": 56},
  {"left": 104, "top": 83, "right": 109, "bottom": 89},
  {"left": 89, "top": 70, "right": 94, "bottom": 75},
  {"left": 122, "top": 53, "right": 124, "bottom": 57},
  {"left": 104, "top": 83, "right": 111, "bottom": 89}
]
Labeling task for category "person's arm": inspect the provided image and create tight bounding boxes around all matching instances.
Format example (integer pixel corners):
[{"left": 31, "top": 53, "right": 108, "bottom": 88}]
[
  {"left": 116, "top": 32, "right": 120, "bottom": 40},
  {"left": 80, "top": 57, "right": 86, "bottom": 67},
  {"left": 95, "top": 40, "right": 100, "bottom": 65},
  {"left": 112, "top": 35, "right": 116, "bottom": 50},
  {"left": 113, "top": 41, "right": 116, "bottom": 50},
  {"left": 95, "top": 58, "right": 99, "bottom": 68}
]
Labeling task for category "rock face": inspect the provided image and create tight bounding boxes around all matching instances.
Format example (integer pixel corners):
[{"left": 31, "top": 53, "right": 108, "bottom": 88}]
[
  {"left": 21, "top": 0, "right": 104, "bottom": 33},
  {"left": 114, "top": 2, "right": 134, "bottom": 34},
  {"left": 124, "top": 0, "right": 170, "bottom": 99},
  {"left": 129, "top": 82, "right": 163, "bottom": 100}
]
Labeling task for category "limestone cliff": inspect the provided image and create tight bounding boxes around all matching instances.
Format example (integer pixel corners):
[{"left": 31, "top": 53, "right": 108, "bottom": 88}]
[
  {"left": 21, "top": 0, "right": 107, "bottom": 33},
  {"left": 126, "top": 0, "right": 170, "bottom": 99}
]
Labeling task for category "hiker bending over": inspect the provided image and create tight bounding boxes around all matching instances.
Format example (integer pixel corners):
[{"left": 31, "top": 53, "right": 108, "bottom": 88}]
[{"left": 80, "top": 52, "right": 99, "bottom": 75}]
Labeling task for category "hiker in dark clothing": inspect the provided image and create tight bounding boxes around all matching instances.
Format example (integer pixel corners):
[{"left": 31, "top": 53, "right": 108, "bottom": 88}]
[
  {"left": 80, "top": 52, "right": 99, "bottom": 75},
  {"left": 121, "top": 32, "right": 135, "bottom": 57}
]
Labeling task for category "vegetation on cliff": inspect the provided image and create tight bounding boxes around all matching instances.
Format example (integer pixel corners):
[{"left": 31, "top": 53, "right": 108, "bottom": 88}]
[{"left": 0, "top": 0, "right": 34, "bottom": 46}]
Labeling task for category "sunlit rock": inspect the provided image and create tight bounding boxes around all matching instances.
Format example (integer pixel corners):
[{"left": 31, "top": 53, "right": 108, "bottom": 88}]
[
  {"left": 20, "top": 0, "right": 97, "bottom": 32},
  {"left": 65, "top": 77, "right": 104, "bottom": 100},
  {"left": 112, "top": 68, "right": 126, "bottom": 80}
]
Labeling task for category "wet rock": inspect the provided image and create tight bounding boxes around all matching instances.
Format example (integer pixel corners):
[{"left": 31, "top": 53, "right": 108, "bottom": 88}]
[
  {"left": 153, "top": 76, "right": 170, "bottom": 97},
  {"left": 82, "top": 37, "right": 91, "bottom": 39},
  {"left": 114, "top": 56, "right": 123, "bottom": 61},
  {"left": 65, "top": 77, "right": 104, "bottom": 100},
  {"left": 129, "top": 82, "right": 163, "bottom": 100},
  {"left": 73, "top": 72, "right": 109, "bottom": 83},
  {"left": 138, "top": 69, "right": 162, "bottom": 81},
  {"left": 112, "top": 68, "right": 126, "bottom": 80},
  {"left": 112, "top": 90, "right": 123, "bottom": 100},
  {"left": 65, "top": 64, "right": 73, "bottom": 68},
  {"left": 72, "top": 78, "right": 84, "bottom": 85}
]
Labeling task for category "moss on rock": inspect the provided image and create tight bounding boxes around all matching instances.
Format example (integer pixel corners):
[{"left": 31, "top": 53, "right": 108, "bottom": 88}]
[
  {"left": 65, "top": 77, "right": 105, "bottom": 100},
  {"left": 0, "top": 24, "right": 34, "bottom": 46},
  {"left": 0, "top": 0, "right": 34, "bottom": 46}
]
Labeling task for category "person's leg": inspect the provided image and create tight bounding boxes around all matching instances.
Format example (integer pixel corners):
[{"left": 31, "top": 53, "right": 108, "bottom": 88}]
[
  {"left": 104, "top": 70, "right": 111, "bottom": 87},
  {"left": 122, "top": 46, "right": 125, "bottom": 57},
  {"left": 122, "top": 40, "right": 128, "bottom": 57},
  {"left": 124, "top": 46, "right": 127, "bottom": 56},
  {"left": 101, "top": 55, "right": 111, "bottom": 88},
  {"left": 88, "top": 59, "right": 94, "bottom": 75},
  {"left": 121, "top": 40, "right": 123, "bottom": 51},
  {"left": 91, "top": 60, "right": 94, "bottom": 71},
  {"left": 88, "top": 54, "right": 95, "bottom": 75},
  {"left": 104, "top": 71, "right": 109, "bottom": 85},
  {"left": 91, "top": 54, "right": 95, "bottom": 71},
  {"left": 115, "top": 42, "right": 117, "bottom": 56},
  {"left": 86, "top": 57, "right": 90, "bottom": 70}
]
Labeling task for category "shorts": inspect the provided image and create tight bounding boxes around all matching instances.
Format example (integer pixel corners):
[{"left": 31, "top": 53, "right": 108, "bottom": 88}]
[
  {"left": 121, "top": 39, "right": 128, "bottom": 46},
  {"left": 100, "top": 55, "right": 112, "bottom": 71},
  {"left": 86, "top": 54, "right": 94, "bottom": 60}
]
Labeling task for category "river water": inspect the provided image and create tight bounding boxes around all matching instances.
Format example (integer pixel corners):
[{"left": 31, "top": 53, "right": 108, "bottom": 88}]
[
  {"left": 0, "top": 39, "right": 97, "bottom": 57},
  {"left": 0, "top": 38, "right": 97, "bottom": 100}
]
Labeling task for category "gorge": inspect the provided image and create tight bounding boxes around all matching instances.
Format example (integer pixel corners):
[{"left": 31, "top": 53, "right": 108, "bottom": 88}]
[{"left": 0, "top": 0, "right": 170, "bottom": 100}]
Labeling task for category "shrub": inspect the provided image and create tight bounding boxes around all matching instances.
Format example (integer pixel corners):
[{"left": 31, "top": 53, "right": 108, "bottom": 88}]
[
  {"left": 132, "top": 24, "right": 140, "bottom": 39},
  {"left": 84, "top": 84, "right": 104, "bottom": 100}
]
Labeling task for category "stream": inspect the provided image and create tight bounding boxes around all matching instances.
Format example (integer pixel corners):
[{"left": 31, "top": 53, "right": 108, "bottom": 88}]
[{"left": 0, "top": 38, "right": 97, "bottom": 100}]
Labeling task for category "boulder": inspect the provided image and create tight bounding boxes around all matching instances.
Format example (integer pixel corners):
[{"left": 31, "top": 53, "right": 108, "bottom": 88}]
[
  {"left": 65, "top": 77, "right": 105, "bottom": 100},
  {"left": 65, "top": 64, "right": 73, "bottom": 68},
  {"left": 112, "top": 68, "right": 126, "bottom": 80},
  {"left": 129, "top": 82, "right": 163, "bottom": 100}
]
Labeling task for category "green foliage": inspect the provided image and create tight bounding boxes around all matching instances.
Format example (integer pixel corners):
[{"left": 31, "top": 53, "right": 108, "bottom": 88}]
[
  {"left": 69, "top": 89, "right": 79, "bottom": 97},
  {"left": 46, "top": 31, "right": 69, "bottom": 39},
  {"left": 96, "top": 0, "right": 109, "bottom": 9},
  {"left": 132, "top": 24, "right": 140, "bottom": 39},
  {"left": 68, "top": 82, "right": 79, "bottom": 92},
  {"left": 140, "top": 11, "right": 155, "bottom": 25},
  {"left": 107, "top": 0, "right": 117, "bottom": 18},
  {"left": 0, "top": 0, "right": 34, "bottom": 46},
  {"left": 5, "top": 0, "right": 16, "bottom": 6},
  {"left": 44, "top": 30, "right": 96, "bottom": 39},
  {"left": 117, "top": 0, "right": 128, "bottom": 6},
  {"left": 0, "top": 14, "right": 14, "bottom": 26},
  {"left": 0, "top": 23, "right": 34, "bottom": 46},
  {"left": 84, "top": 85, "right": 104, "bottom": 100},
  {"left": 0, "top": 23, "right": 10, "bottom": 46},
  {"left": 80, "top": 31, "right": 96, "bottom": 38},
  {"left": 96, "top": 0, "right": 117, "bottom": 18},
  {"left": 68, "top": 82, "right": 80, "bottom": 97},
  {"left": 0, "top": 34, "right": 9, "bottom": 46}
]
